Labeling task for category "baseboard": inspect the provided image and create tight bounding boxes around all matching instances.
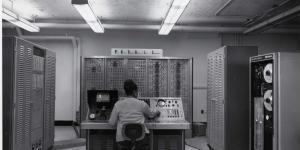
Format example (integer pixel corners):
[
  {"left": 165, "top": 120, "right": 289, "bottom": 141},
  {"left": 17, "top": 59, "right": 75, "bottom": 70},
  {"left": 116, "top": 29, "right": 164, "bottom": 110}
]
[
  {"left": 55, "top": 121, "right": 77, "bottom": 126},
  {"left": 192, "top": 122, "right": 207, "bottom": 125}
]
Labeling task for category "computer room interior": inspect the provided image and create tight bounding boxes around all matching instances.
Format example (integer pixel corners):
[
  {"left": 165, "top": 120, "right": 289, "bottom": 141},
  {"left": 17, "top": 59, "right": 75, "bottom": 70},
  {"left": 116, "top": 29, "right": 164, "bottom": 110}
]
[{"left": 1, "top": 0, "right": 300, "bottom": 150}]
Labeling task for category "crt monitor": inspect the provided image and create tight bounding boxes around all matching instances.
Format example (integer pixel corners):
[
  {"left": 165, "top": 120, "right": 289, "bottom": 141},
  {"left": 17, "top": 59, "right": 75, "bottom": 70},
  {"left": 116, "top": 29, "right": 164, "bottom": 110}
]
[{"left": 87, "top": 90, "right": 118, "bottom": 120}]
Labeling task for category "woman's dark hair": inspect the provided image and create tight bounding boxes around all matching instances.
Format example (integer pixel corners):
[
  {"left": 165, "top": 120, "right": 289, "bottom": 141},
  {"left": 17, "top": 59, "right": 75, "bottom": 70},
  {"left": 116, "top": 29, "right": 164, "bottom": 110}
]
[{"left": 124, "top": 79, "right": 138, "bottom": 96}]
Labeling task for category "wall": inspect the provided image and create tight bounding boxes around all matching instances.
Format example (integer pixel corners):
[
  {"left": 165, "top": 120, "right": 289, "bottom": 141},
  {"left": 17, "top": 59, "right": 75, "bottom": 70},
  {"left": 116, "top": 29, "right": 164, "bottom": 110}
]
[{"left": 6, "top": 28, "right": 300, "bottom": 122}]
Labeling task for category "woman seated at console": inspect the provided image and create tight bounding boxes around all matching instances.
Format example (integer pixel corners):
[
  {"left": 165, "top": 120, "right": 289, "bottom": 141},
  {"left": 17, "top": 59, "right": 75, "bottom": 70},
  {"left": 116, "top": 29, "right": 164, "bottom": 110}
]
[{"left": 109, "top": 79, "right": 160, "bottom": 150}]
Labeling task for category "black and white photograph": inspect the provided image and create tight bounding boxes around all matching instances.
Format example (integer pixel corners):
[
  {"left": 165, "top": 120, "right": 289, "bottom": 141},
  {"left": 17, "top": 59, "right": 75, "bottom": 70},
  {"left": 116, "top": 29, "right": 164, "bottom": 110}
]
[{"left": 1, "top": 0, "right": 300, "bottom": 150}]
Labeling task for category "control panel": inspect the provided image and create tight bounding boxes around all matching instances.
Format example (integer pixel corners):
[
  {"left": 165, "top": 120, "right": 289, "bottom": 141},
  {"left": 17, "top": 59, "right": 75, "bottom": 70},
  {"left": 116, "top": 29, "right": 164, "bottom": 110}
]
[{"left": 138, "top": 97, "right": 185, "bottom": 122}]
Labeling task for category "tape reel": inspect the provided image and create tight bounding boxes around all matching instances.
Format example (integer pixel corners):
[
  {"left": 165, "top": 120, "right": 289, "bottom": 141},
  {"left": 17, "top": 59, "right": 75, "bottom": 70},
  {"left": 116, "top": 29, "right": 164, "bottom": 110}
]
[
  {"left": 263, "top": 90, "right": 273, "bottom": 111},
  {"left": 263, "top": 63, "right": 273, "bottom": 83}
]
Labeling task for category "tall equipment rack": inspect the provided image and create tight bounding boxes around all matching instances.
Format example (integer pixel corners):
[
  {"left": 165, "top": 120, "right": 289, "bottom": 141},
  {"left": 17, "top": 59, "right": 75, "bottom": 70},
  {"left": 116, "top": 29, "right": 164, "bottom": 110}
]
[
  {"left": 250, "top": 53, "right": 300, "bottom": 150},
  {"left": 3, "top": 37, "right": 56, "bottom": 150},
  {"left": 207, "top": 46, "right": 257, "bottom": 150}
]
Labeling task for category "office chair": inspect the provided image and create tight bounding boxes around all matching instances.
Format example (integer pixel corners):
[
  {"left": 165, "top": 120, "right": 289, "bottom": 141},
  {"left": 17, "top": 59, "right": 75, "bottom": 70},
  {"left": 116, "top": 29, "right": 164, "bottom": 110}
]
[{"left": 121, "top": 123, "right": 145, "bottom": 150}]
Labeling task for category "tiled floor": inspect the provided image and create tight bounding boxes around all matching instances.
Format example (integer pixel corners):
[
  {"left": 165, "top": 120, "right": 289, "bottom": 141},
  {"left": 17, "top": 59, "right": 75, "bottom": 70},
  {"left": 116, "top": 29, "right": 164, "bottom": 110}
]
[
  {"left": 55, "top": 126, "right": 78, "bottom": 141},
  {"left": 185, "top": 137, "right": 210, "bottom": 150},
  {"left": 54, "top": 126, "right": 85, "bottom": 150},
  {"left": 55, "top": 126, "right": 203, "bottom": 150}
]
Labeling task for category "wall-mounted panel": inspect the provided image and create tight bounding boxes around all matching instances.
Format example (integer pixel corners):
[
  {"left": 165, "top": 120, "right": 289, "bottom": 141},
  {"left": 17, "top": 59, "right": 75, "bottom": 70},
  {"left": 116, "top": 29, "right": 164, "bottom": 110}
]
[
  {"left": 147, "top": 59, "right": 168, "bottom": 97},
  {"left": 169, "top": 59, "right": 192, "bottom": 123},
  {"left": 81, "top": 58, "right": 105, "bottom": 124},
  {"left": 84, "top": 58, "right": 105, "bottom": 90},
  {"left": 126, "top": 59, "right": 147, "bottom": 97},
  {"left": 106, "top": 58, "right": 126, "bottom": 96}
]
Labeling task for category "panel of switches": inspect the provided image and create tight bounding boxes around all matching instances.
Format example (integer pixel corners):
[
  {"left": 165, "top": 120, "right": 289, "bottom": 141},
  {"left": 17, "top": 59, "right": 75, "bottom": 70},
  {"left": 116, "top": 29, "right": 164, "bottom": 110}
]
[{"left": 139, "top": 97, "right": 185, "bottom": 122}]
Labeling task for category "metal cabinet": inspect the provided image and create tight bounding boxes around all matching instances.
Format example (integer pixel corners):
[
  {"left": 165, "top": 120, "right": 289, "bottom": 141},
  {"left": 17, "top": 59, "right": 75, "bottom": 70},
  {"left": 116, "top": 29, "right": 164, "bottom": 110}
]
[
  {"left": 250, "top": 53, "right": 300, "bottom": 150},
  {"left": 207, "top": 46, "right": 257, "bottom": 150},
  {"left": 3, "top": 37, "right": 56, "bottom": 150},
  {"left": 44, "top": 51, "right": 56, "bottom": 150}
]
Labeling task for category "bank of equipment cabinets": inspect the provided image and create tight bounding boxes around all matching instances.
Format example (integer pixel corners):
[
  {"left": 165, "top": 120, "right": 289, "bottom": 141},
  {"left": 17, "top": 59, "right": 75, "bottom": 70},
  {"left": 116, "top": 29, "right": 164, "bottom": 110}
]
[
  {"left": 3, "top": 37, "right": 56, "bottom": 150},
  {"left": 81, "top": 57, "right": 193, "bottom": 137}
]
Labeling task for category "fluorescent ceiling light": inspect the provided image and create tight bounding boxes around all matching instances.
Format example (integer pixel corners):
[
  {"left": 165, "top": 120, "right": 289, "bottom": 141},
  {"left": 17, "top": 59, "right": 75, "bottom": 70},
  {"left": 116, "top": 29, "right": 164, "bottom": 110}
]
[
  {"left": 159, "top": 0, "right": 191, "bottom": 35},
  {"left": 159, "top": 23, "right": 175, "bottom": 35},
  {"left": 2, "top": 8, "right": 40, "bottom": 32},
  {"left": 72, "top": 0, "right": 104, "bottom": 33},
  {"left": 172, "top": 0, "right": 191, "bottom": 7}
]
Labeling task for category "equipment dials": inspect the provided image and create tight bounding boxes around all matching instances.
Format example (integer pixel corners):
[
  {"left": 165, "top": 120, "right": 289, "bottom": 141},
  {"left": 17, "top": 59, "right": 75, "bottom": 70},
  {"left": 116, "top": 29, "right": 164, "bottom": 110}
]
[
  {"left": 89, "top": 113, "right": 96, "bottom": 119},
  {"left": 157, "top": 99, "right": 166, "bottom": 107}
]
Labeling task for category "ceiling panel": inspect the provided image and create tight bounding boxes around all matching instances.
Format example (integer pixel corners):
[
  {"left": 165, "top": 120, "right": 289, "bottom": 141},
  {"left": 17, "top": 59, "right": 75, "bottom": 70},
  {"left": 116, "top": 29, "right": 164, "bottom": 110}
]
[
  {"left": 3, "top": 0, "right": 79, "bottom": 20},
  {"left": 280, "top": 15, "right": 300, "bottom": 27},
  {"left": 2, "top": 0, "right": 173, "bottom": 22},
  {"left": 3, "top": 0, "right": 282, "bottom": 22},
  {"left": 219, "top": 0, "right": 288, "bottom": 17},
  {"left": 178, "top": 0, "right": 246, "bottom": 24},
  {"left": 181, "top": 0, "right": 226, "bottom": 17},
  {"left": 2, "top": 0, "right": 299, "bottom": 30},
  {"left": 90, "top": 0, "right": 172, "bottom": 22}
]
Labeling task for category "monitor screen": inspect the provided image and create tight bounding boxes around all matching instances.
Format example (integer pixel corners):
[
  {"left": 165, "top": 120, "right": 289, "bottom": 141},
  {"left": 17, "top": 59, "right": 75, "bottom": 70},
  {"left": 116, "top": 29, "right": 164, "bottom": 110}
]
[{"left": 96, "top": 93, "right": 110, "bottom": 103}]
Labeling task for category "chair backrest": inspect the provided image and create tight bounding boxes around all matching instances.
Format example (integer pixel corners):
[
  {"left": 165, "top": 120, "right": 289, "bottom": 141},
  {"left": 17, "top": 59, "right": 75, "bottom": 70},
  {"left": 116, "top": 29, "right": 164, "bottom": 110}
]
[{"left": 122, "top": 123, "right": 145, "bottom": 142}]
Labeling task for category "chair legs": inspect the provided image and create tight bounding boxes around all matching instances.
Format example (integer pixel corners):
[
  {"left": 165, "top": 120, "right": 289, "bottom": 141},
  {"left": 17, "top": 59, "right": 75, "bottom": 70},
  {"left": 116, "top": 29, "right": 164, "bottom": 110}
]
[{"left": 131, "top": 143, "right": 135, "bottom": 150}]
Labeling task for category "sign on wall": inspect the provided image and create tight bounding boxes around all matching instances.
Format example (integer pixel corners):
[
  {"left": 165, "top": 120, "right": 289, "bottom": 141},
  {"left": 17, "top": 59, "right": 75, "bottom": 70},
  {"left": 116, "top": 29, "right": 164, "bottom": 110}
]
[{"left": 111, "top": 48, "right": 163, "bottom": 57}]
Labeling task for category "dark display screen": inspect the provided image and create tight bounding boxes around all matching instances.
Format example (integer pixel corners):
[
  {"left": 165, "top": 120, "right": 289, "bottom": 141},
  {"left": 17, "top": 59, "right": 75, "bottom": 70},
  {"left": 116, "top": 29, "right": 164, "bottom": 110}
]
[{"left": 96, "top": 93, "right": 110, "bottom": 102}]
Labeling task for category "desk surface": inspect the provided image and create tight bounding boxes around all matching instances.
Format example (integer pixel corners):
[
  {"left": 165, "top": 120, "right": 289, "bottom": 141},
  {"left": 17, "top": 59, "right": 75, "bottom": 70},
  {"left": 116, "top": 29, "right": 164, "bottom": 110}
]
[{"left": 81, "top": 120, "right": 191, "bottom": 130}]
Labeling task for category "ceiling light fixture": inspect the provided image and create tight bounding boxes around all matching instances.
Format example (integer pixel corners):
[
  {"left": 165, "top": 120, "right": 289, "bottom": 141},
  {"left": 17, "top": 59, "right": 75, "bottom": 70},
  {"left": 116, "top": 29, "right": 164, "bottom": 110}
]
[
  {"left": 2, "top": 8, "right": 40, "bottom": 32},
  {"left": 72, "top": 0, "right": 104, "bottom": 33},
  {"left": 159, "top": 0, "right": 191, "bottom": 35}
]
